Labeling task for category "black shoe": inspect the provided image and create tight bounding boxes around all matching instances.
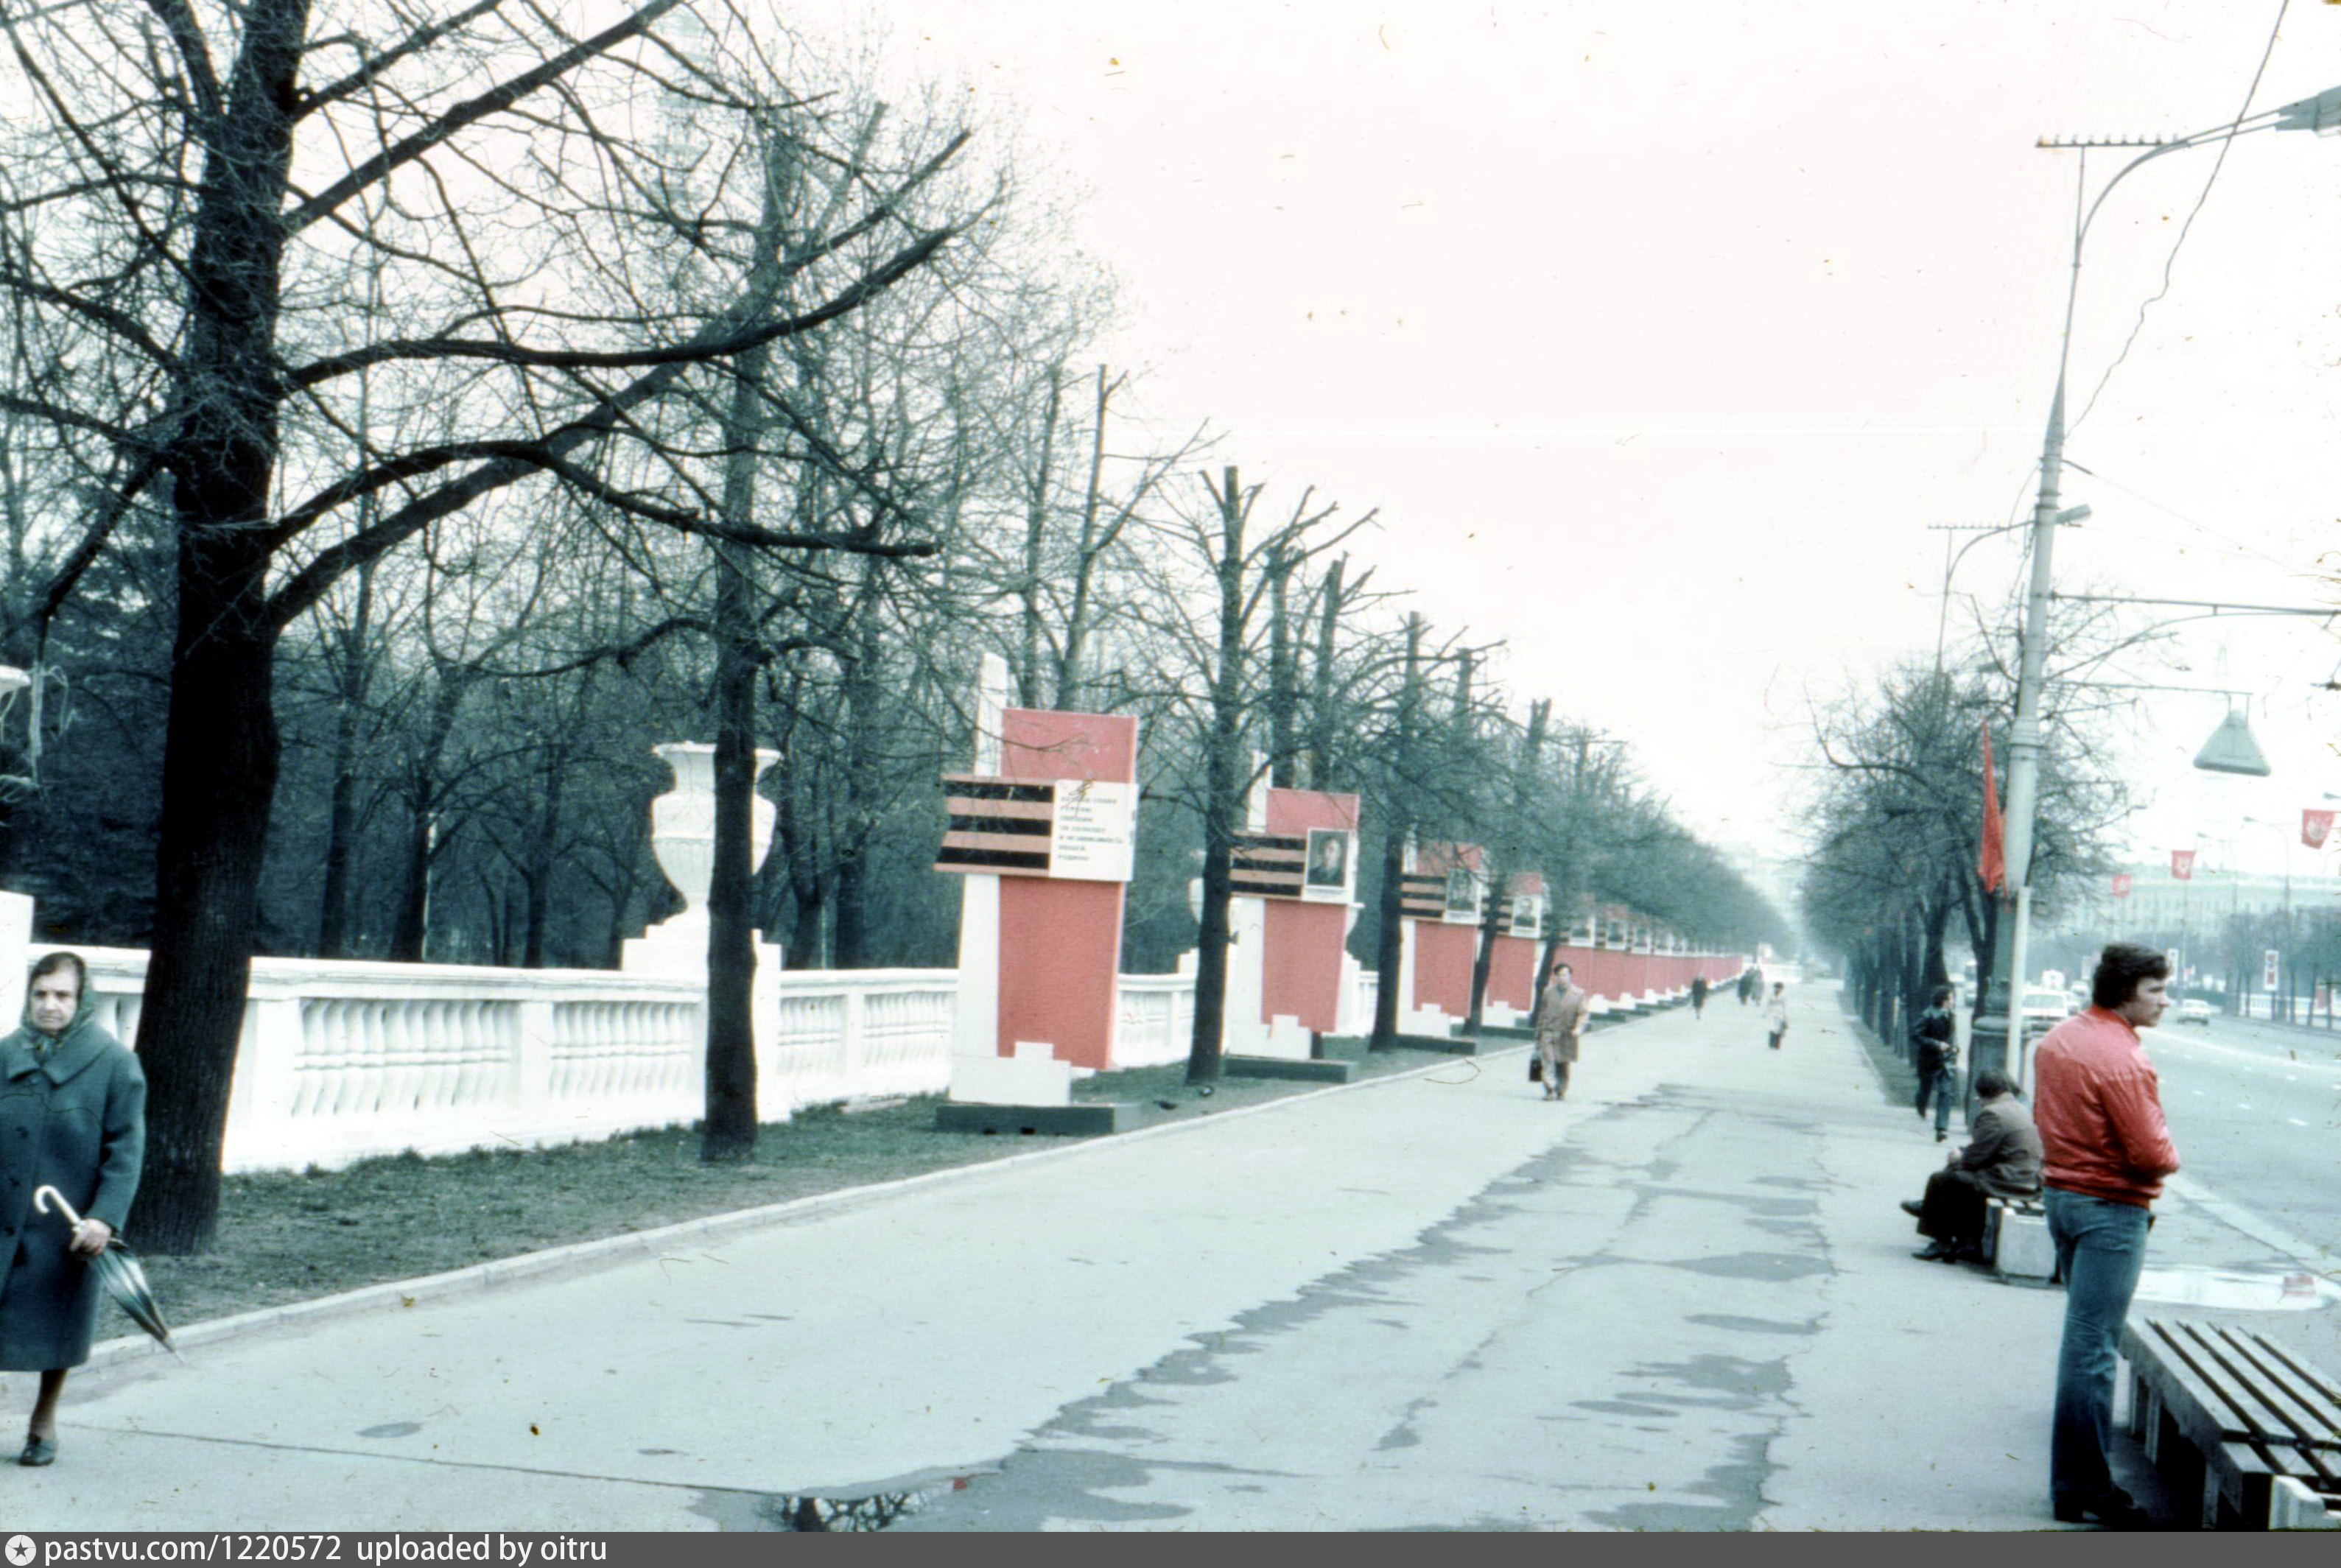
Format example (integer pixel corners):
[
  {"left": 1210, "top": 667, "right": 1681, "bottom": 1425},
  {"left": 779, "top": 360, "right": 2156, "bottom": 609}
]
[
  {"left": 1912, "top": 1242, "right": 1956, "bottom": 1262},
  {"left": 18, "top": 1433, "right": 55, "bottom": 1466},
  {"left": 2052, "top": 1489, "right": 2148, "bottom": 1528},
  {"left": 1935, "top": 1129, "right": 1948, "bottom": 1142},
  {"left": 1900, "top": 1200, "right": 1926, "bottom": 1218}
]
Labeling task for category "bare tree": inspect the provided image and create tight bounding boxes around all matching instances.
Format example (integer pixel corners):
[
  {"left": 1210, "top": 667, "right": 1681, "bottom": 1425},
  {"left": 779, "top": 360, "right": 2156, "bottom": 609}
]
[{"left": 0, "top": 0, "right": 976, "bottom": 1249}]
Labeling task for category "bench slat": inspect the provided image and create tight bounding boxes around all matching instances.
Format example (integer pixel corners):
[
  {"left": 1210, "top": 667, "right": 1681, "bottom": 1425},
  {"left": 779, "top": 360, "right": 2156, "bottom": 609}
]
[
  {"left": 2130, "top": 1322, "right": 2335, "bottom": 1481},
  {"left": 2217, "top": 1331, "right": 2341, "bottom": 1477},
  {"left": 2152, "top": 1321, "right": 2309, "bottom": 1445},
  {"left": 2177, "top": 1323, "right": 2341, "bottom": 1460}
]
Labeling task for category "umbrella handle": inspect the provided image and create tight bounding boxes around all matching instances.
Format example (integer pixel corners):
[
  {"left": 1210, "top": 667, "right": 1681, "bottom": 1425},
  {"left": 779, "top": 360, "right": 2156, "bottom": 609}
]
[{"left": 31, "top": 1185, "right": 83, "bottom": 1228}]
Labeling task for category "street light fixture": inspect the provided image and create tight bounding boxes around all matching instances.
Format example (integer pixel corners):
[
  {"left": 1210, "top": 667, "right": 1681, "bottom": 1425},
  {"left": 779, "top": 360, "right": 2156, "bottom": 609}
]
[{"left": 1984, "top": 83, "right": 2341, "bottom": 1091}]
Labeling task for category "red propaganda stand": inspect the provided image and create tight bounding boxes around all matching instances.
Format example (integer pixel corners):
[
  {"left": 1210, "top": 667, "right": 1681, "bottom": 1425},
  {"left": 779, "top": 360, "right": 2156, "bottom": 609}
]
[
  {"left": 1255, "top": 789, "right": 1361, "bottom": 1036},
  {"left": 1411, "top": 841, "right": 1485, "bottom": 1024},
  {"left": 1485, "top": 871, "right": 1546, "bottom": 1024},
  {"left": 936, "top": 700, "right": 1138, "bottom": 1074},
  {"left": 993, "top": 709, "right": 1137, "bottom": 1069}
]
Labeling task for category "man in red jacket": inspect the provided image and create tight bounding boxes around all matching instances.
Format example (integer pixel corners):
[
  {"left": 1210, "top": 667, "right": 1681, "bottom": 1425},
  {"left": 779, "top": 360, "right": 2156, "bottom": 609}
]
[{"left": 2034, "top": 942, "right": 2182, "bottom": 1529}]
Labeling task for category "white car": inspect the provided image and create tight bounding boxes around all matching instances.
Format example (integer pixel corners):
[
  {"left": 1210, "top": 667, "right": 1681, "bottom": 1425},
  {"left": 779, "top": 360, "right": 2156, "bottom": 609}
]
[
  {"left": 2019, "top": 987, "right": 2071, "bottom": 1040},
  {"left": 2172, "top": 998, "right": 2213, "bottom": 1027}
]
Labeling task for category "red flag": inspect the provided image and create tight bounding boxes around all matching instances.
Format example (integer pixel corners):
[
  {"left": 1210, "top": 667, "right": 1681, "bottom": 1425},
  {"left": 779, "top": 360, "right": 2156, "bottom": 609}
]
[
  {"left": 2171, "top": 849, "right": 2195, "bottom": 881},
  {"left": 1978, "top": 721, "right": 2005, "bottom": 893},
  {"left": 2111, "top": 873, "right": 2133, "bottom": 898},
  {"left": 2304, "top": 809, "right": 2334, "bottom": 850}
]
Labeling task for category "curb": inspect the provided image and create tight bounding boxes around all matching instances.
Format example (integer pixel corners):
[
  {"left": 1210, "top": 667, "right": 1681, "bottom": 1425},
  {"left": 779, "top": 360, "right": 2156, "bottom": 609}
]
[{"left": 80, "top": 1031, "right": 1559, "bottom": 1375}]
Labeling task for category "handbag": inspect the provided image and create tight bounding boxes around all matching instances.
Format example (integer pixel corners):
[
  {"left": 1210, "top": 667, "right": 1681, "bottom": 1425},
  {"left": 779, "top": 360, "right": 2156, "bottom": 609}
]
[{"left": 1528, "top": 1055, "right": 1544, "bottom": 1082}]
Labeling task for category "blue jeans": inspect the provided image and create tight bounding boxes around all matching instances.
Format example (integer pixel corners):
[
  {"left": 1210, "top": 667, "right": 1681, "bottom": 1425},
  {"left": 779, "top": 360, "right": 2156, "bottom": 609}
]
[
  {"left": 2044, "top": 1188, "right": 2151, "bottom": 1506},
  {"left": 1914, "top": 1066, "right": 1954, "bottom": 1134}
]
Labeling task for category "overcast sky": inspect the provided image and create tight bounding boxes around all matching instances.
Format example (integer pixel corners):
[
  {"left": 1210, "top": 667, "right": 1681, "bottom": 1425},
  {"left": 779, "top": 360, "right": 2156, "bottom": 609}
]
[{"left": 818, "top": 0, "right": 2341, "bottom": 882}]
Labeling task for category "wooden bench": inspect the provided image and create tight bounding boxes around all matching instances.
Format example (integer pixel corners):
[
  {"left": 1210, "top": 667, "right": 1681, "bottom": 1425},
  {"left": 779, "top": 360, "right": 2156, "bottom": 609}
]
[{"left": 2121, "top": 1316, "right": 2341, "bottom": 1530}]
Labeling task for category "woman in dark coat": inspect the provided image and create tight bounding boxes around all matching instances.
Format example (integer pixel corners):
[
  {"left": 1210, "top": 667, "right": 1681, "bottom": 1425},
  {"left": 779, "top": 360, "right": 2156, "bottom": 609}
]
[{"left": 0, "top": 951, "right": 145, "bottom": 1466}]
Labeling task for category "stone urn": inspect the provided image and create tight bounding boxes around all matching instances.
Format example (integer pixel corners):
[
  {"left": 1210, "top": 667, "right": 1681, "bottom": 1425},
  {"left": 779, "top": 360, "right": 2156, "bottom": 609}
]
[{"left": 648, "top": 742, "right": 779, "bottom": 927}]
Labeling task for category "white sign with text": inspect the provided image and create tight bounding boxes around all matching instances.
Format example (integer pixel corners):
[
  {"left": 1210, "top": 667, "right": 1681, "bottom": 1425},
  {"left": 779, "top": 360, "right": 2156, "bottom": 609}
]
[{"left": 1050, "top": 779, "right": 1137, "bottom": 882}]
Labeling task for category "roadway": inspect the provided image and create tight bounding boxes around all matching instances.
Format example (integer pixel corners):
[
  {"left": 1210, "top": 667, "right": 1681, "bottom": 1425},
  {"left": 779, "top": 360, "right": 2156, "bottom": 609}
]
[{"left": 2143, "top": 1014, "right": 2341, "bottom": 1266}]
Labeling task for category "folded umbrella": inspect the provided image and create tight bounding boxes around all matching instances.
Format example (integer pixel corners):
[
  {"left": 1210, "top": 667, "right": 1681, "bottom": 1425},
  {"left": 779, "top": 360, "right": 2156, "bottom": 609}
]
[{"left": 32, "top": 1184, "right": 178, "bottom": 1355}]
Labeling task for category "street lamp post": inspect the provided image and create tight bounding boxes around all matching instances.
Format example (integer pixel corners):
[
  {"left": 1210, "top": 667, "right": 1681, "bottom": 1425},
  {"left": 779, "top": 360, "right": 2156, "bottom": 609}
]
[{"left": 1981, "top": 85, "right": 2341, "bottom": 1091}]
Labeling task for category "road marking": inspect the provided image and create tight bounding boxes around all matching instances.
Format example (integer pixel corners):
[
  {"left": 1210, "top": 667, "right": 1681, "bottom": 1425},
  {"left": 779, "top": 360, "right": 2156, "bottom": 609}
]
[
  {"left": 2289, "top": 1117, "right": 2309, "bottom": 1128},
  {"left": 2166, "top": 1172, "right": 2341, "bottom": 1279}
]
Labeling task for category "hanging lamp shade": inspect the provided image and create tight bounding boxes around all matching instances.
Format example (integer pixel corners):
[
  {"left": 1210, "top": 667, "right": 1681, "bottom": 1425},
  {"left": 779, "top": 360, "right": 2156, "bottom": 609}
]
[{"left": 2192, "top": 709, "right": 2272, "bottom": 777}]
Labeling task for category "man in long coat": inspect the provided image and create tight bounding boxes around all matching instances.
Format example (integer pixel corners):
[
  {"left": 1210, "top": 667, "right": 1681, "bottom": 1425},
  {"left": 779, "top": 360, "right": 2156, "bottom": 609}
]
[
  {"left": 1532, "top": 963, "right": 1590, "bottom": 1100},
  {"left": 0, "top": 951, "right": 145, "bottom": 1466}
]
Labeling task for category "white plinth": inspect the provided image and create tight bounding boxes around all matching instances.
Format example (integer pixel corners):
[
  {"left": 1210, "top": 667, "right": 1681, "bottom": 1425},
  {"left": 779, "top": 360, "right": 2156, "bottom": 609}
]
[
  {"left": 951, "top": 1040, "right": 1073, "bottom": 1105},
  {"left": 1485, "top": 1000, "right": 1527, "bottom": 1030},
  {"left": 1254, "top": 1013, "right": 1312, "bottom": 1061},
  {"left": 1222, "top": 895, "right": 1272, "bottom": 1055},
  {"left": 1402, "top": 1003, "right": 1455, "bottom": 1038}
]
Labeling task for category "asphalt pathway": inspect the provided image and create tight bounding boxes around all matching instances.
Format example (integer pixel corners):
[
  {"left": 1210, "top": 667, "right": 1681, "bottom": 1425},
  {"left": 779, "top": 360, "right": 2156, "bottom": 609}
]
[{"left": 4, "top": 985, "right": 2332, "bottom": 1531}]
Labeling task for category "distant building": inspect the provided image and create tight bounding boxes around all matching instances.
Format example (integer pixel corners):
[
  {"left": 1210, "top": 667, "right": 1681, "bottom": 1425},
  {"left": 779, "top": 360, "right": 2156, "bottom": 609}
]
[{"left": 2049, "top": 862, "right": 2341, "bottom": 938}]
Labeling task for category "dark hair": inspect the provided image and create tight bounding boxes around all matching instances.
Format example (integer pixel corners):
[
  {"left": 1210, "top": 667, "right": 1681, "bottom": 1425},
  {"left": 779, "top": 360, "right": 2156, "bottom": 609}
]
[
  {"left": 1973, "top": 1067, "right": 2017, "bottom": 1100},
  {"left": 2090, "top": 942, "right": 2170, "bottom": 1010},
  {"left": 1931, "top": 984, "right": 1954, "bottom": 1007},
  {"left": 27, "top": 950, "right": 87, "bottom": 1009}
]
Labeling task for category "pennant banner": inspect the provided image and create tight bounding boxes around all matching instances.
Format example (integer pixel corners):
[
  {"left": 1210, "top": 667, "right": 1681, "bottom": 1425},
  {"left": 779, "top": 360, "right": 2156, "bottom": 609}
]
[
  {"left": 2111, "top": 873, "right": 2132, "bottom": 899},
  {"left": 2305, "top": 809, "right": 2334, "bottom": 850},
  {"left": 2170, "top": 849, "right": 2195, "bottom": 882},
  {"left": 1978, "top": 721, "right": 2006, "bottom": 893}
]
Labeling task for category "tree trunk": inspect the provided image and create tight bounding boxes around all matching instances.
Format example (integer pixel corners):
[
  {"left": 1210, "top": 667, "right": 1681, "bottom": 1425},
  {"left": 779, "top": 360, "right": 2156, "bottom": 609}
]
[
  {"left": 133, "top": 0, "right": 306, "bottom": 1253},
  {"left": 1465, "top": 868, "right": 1504, "bottom": 1033},
  {"left": 1016, "top": 362, "right": 1064, "bottom": 709},
  {"left": 1265, "top": 544, "right": 1296, "bottom": 787},
  {"left": 1304, "top": 555, "right": 1345, "bottom": 790},
  {"left": 1186, "top": 466, "right": 1248, "bottom": 1086},
  {"left": 701, "top": 304, "right": 773, "bottom": 1158},
  {"left": 520, "top": 749, "right": 565, "bottom": 970},
  {"left": 317, "top": 558, "right": 374, "bottom": 957},
  {"left": 702, "top": 597, "right": 759, "bottom": 1160},
  {"left": 1055, "top": 365, "right": 1115, "bottom": 711},
  {"left": 1370, "top": 820, "right": 1407, "bottom": 1050}
]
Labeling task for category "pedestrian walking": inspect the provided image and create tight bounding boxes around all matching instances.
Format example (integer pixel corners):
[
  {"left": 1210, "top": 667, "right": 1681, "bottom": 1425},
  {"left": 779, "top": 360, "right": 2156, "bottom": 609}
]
[
  {"left": 1, "top": 951, "right": 147, "bottom": 1467},
  {"left": 1762, "top": 982, "right": 1788, "bottom": 1049},
  {"left": 1901, "top": 1068, "right": 2040, "bottom": 1262},
  {"left": 1912, "top": 985, "right": 1958, "bottom": 1142},
  {"left": 2034, "top": 942, "right": 2180, "bottom": 1530},
  {"left": 1531, "top": 963, "right": 1590, "bottom": 1101},
  {"left": 1689, "top": 975, "right": 1708, "bottom": 1018}
]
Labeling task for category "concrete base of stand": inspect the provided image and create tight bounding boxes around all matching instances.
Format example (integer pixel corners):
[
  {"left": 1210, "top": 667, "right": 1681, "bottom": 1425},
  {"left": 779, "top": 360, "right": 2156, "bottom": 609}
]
[
  {"left": 1316, "top": 1035, "right": 1372, "bottom": 1061},
  {"left": 1475, "top": 1022, "right": 1537, "bottom": 1040},
  {"left": 1389, "top": 1033, "right": 1485, "bottom": 1055},
  {"left": 936, "top": 1102, "right": 1129, "bottom": 1136},
  {"left": 1222, "top": 1055, "right": 1355, "bottom": 1084}
]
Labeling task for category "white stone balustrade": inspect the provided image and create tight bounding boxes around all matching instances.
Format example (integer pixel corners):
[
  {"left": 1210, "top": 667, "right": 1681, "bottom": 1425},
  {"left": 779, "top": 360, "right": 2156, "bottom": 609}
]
[
  {"left": 1114, "top": 974, "right": 1197, "bottom": 1069},
  {"left": 29, "top": 946, "right": 1184, "bottom": 1173}
]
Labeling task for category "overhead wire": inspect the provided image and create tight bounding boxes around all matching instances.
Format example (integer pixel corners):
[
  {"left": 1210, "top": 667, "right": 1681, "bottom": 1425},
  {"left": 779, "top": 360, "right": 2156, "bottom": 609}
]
[{"left": 2066, "top": 0, "right": 2294, "bottom": 439}]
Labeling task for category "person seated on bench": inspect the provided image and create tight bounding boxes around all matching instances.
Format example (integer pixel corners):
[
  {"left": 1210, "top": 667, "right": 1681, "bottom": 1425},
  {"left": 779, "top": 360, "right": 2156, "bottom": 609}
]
[{"left": 1902, "top": 1067, "right": 2041, "bottom": 1262}]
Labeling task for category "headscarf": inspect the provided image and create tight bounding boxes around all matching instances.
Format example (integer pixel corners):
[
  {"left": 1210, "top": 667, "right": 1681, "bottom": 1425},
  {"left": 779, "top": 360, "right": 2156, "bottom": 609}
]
[{"left": 16, "top": 959, "right": 96, "bottom": 1062}]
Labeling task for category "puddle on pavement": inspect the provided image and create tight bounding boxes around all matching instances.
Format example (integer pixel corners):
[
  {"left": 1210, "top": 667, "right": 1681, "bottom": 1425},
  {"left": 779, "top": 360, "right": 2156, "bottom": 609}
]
[
  {"left": 2132, "top": 1266, "right": 2340, "bottom": 1311},
  {"left": 769, "top": 1482, "right": 961, "bottom": 1530}
]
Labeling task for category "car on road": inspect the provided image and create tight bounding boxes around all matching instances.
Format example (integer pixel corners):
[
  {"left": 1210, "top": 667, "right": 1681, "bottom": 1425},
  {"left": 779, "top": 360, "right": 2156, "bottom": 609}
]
[
  {"left": 2020, "top": 986, "right": 2071, "bottom": 1041},
  {"left": 2173, "top": 997, "right": 2213, "bottom": 1027}
]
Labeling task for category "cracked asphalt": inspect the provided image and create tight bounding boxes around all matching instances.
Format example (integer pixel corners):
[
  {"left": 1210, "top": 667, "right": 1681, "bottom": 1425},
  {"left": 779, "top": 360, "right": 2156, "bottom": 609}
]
[{"left": 8, "top": 985, "right": 2321, "bottom": 1530}]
